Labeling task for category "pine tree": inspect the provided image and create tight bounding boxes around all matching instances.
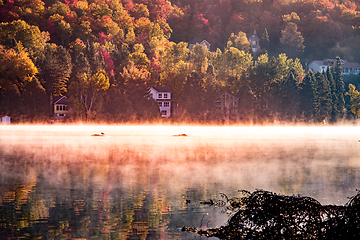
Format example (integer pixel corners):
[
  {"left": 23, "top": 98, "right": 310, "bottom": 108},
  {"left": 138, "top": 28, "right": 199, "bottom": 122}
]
[
  {"left": 332, "top": 57, "right": 345, "bottom": 120},
  {"left": 299, "top": 70, "right": 319, "bottom": 120},
  {"left": 283, "top": 71, "right": 299, "bottom": 119},
  {"left": 326, "top": 68, "right": 338, "bottom": 122},
  {"left": 315, "top": 71, "right": 332, "bottom": 121},
  {"left": 39, "top": 44, "right": 72, "bottom": 97}
]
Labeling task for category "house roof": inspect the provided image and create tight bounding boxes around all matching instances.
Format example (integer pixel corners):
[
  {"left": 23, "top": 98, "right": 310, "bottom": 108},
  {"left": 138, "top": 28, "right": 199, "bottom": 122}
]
[
  {"left": 218, "top": 91, "right": 239, "bottom": 99},
  {"left": 189, "top": 37, "right": 205, "bottom": 45},
  {"left": 151, "top": 86, "right": 172, "bottom": 93},
  {"left": 247, "top": 30, "right": 260, "bottom": 41},
  {"left": 310, "top": 59, "right": 360, "bottom": 68},
  {"left": 53, "top": 96, "right": 67, "bottom": 105}
]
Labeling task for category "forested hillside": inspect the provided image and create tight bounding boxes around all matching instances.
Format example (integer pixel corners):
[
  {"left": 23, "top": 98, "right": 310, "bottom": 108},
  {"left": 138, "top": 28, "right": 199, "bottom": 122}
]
[{"left": 0, "top": 0, "right": 360, "bottom": 123}]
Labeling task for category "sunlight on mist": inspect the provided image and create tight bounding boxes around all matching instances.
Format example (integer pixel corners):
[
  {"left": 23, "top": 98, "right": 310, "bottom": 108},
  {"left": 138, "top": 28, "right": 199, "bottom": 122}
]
[{"left": 0, "top": 124, "right": 359, "bottom": 206}]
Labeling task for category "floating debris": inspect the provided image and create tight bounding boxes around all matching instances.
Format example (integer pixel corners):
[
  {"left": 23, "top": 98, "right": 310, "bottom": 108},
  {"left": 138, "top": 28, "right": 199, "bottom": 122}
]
[
  {"left": 172, "top": 134, "right": 188, "bottom": 137},
  {"left": 183, "top": 189, "right": 360, "bottom": 239},
  {"left": 91, "top": 132, "right": 105, "bottom": 137}
]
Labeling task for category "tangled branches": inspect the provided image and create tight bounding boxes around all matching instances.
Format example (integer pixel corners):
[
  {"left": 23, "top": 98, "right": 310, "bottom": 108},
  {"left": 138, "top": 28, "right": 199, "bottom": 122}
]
[{"left": 183, "top": 190, "right": 360, "bottom": 239}]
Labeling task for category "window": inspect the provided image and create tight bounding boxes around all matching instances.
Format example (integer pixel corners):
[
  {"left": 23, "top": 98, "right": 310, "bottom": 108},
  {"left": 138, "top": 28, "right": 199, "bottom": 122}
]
[
  {"left": 158, "top": 102, "right": 162, "bottom": 107},
  {"left": 164, "top": 93, "right": 168, "bottom": 98},
  {"left": 158, "top": 93, "right": 162, "bottom": 98},
  {"left": 164, "top": 102, "right": 169, "bottom": 107},
  {"left": 161, "top": 110, "right": 167, "bottom": 116}
]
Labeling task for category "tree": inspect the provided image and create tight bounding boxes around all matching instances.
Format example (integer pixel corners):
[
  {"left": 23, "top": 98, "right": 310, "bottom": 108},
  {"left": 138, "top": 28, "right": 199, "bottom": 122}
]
[
  {"left": 189, "top": 43, "right": 210, "bottom": 74},
  {"left": 332, "top": 57, "right": 346, "bottom": 120},
  {"left": 118, "top": 61, "right": 160, "bottom": 120},
  {"left": 226, "top": 31, "right": 251, "bottom": 53},
  {"left": 345, "top": 84, "right": 360, "bottom": 118},
  {"left": 0, "top": 44, "right": 38, "bottom": 98},
  {"left": 69, "top": 50, "right": 109, "bottom": 121},
  {"left": 299, "top": 70, "right": 319, "bottom": 121},
  {"left": 325, "top": 68, "right": 338, "bottom": 122},
  {"left": 69, "top": 70, "right": 110, "bottom": 121},
  {"left": 38, "top": 44, "right": 72, "bottom": 97},
  {"left": 159, "top": 41, "right": 190, "bottom": 96},
  {"left": 0, "top": 44, "right": 45, "bottom": 118},
  {"left": 280, "top": 22, "right": 304, "bottom": 58},
  {"left": 315, "top": 71, "right": 332, "bottom": 121},
  {"left": 278, "top": 71, "right": 299, "bottom": 120},
  {"left": 47, "top": 13, "right": 73, "bottom": 46},
  {"left": 0, "top": 20, "right": 49, "bottom": 61}
]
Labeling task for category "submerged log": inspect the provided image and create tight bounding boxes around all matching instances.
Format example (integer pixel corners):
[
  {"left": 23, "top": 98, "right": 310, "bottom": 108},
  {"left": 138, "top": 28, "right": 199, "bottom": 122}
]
[{"left": 183, "top": 189, "right": 360, "bottom": 239}]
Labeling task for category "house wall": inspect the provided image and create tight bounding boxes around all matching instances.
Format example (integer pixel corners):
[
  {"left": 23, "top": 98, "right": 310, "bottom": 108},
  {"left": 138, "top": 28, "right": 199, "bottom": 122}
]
[
  {"left": 308, "top": 62, "right": 327, "bottom": 73},
  {"left": 54, "top": 104, "right": 67, "bottom": 119},
  {"left": 309, "top": 60, "right": 360, "bottom": 75},
  {"left": 149, "top": 88, "right": 172, "bottom": 117}
]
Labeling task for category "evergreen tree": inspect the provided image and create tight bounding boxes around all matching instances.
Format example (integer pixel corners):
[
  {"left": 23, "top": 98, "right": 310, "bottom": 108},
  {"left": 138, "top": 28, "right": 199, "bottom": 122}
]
[
  {"left": 281, "top": 71, "right": 299, "bottom": 120},
  {"left": 85, "top": 42, "right": 105, "bottom": 76},
  {"left": 326, "top": 67, "right": 338, "bottom": 122},
  {"left": 299, "top": 70, "right": 319, "bottom": 120},
  {"left": 38, "top": 44, "right": 72, "bottom": 97},
  {"left": 332, "top": 57, "right": 346, "bottom": 120},
  {"left": 315, "top": 71, "right": 332, "bottom": 121}
]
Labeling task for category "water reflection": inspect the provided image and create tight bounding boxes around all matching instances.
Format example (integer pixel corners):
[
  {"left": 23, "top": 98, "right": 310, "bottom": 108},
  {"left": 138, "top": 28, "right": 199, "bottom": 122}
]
[{"left": 0, "top": 125, "right": 359, "bottom": 239}]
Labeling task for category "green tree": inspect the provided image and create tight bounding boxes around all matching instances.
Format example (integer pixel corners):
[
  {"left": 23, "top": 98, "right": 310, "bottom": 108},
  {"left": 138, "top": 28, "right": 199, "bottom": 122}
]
[
  {"left": 226, "top": 31, "right": 251, "bottom": 53},
  {"left": 69, "top": 70, "right": 110, "bottom": 121},
  {"left": 326, "top": 68, "right": 338, "bottom": 122},
  {"left": 278, "top": 71, "right": 299, "bottom": 120},
  {"left": 189, "top": 43, "right": 211, "bottom": 75},
  {"left": 280, "top": 22, "right": 304, "bottom": 58},
  {"left": 315, "top": 71, "right": 332, "bottom": 121},
  {"left": 38, "top": 44, "right": 72, "bottom": 97},
  {"left": 118, "top": 61, "right": 160, "bottom": 120},
  {"left": 332, "top": 57, "right": 346, "bottom": 120},
  {"left": 345, "top": 84, "right": 360, "bottom": 118},
  {"left": 159, "top": 41, "right": 190, "bottom": 96},
  {"left": 0, "top": 20, "right": 49, "bottom": 61},
  {"left": 69, "top": 51, "right": 109, "bottom": 121},
  {"left": 299, "top": 70, "right": 319, "bottom": 121}
]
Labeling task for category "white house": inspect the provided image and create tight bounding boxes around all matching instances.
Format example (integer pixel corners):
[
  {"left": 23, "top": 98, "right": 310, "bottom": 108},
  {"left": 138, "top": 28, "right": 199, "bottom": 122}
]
[
  {"left": 188, "top": 38, "right": 211, "bottom": 51},
  {"left": 1, "top": 116, "right": 10, "bottom": 124},
  {"left": 308, "top": 59, "right": 360, "bottom": 75},
  {"left": 149, "top": 86, "right": 172, "bottom": 117}
]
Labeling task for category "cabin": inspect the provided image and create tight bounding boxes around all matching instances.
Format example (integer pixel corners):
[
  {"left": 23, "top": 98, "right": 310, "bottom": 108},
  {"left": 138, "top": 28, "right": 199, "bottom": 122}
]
[
  {"left": 149, "top": 87, "right": 172, "bottom": 117},
  {"left": 214, "top": 91, "right": 239, "bottom": 120},
  {"left": 188, "top": 38, "right": 211, "bottom": 51},
  {"left": 247, "top": 30, "right": 260, "bottom": 53},
  {"left": 53, "top": 95, "right": 68, "bottom": 120},
  {"left": 1, "top": 116, "right": 10, "bottom": 124},
  {"left": 308, "top": 59, "right": 360, "bottom": 75}
]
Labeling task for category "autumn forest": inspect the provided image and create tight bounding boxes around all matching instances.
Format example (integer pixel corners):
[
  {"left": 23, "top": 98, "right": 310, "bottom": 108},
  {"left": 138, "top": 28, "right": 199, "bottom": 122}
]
[{"left": 1, "top": 0, "right": 360, "bottom": 123}]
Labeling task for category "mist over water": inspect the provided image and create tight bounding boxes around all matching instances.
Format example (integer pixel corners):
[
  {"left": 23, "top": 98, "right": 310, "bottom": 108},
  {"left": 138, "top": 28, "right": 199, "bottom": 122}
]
[{"left": 0, "top": 124, "right": 359, "bottom": 239}]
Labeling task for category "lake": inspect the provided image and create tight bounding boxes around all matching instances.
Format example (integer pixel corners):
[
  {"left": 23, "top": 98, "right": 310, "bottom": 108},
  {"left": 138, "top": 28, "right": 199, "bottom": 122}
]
[{"left": 0, "top": 124, "right": 359, "bottom": 239}]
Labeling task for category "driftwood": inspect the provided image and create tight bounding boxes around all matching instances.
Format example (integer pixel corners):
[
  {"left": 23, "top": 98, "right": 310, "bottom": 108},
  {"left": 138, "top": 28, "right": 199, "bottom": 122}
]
[{"left": 183, "top": 189, "right": 360, "bottom": 239}]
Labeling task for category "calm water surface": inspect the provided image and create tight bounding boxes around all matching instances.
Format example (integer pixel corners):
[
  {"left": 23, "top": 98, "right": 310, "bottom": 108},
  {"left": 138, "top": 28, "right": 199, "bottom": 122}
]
[{"left": 0, "top": 124, "right": 359, "bottom": 239}]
